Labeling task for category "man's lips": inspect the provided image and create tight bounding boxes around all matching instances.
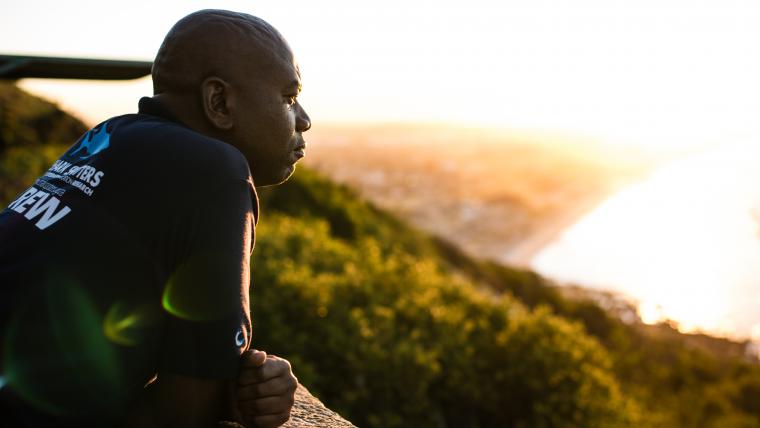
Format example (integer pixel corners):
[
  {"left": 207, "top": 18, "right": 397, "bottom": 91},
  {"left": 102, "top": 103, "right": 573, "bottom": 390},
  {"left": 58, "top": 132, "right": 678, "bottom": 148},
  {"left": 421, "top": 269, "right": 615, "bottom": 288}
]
[{"left": 293, "top": 143, "right": 306, "bottom": 160}]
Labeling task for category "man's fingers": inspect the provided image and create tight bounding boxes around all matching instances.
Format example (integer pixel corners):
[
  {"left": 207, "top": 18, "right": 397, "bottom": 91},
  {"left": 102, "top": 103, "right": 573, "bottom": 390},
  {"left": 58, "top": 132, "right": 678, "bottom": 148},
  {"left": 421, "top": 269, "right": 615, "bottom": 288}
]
[
  {"left": 246, "top": 411, "right": 291, "bottom": 428},
  {"left": 239, "top": 355, "right": 294, "bottom": 384},
  {"left": 241, "top": 349, "right": 267, "bottom": 368},
  {"left": 237, "top": 354, "right": 297, "bottom": 428},
  {"left": 238, "top": 376, "right": 296, "bottom": 401},
  {"left": 240, "top": 394, "right": 295, "bottom": 416}
]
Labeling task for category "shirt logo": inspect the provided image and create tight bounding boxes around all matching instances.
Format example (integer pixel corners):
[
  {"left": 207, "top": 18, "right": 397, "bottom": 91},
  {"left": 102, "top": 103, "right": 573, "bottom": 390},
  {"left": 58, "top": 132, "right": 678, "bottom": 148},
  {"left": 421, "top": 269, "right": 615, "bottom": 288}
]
[
  {"left": 235, "top": 328, "right": 246, "bottom": 347},
  {"left": 67, "top": 123, "right": 111, "bottom": 160}
]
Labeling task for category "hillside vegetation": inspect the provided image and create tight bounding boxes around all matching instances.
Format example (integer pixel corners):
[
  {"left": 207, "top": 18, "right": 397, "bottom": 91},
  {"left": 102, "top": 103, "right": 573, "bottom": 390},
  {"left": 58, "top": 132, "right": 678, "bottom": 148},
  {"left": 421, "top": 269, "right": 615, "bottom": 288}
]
[
  {"left": 0, "top": 82, "right": 87, "bottom": 204},
  {"left": 3, "top": 84, "right": 760, "bottom": 427},
  {"left": 257, "top": 169, "right": 760, "bottom": 427}
]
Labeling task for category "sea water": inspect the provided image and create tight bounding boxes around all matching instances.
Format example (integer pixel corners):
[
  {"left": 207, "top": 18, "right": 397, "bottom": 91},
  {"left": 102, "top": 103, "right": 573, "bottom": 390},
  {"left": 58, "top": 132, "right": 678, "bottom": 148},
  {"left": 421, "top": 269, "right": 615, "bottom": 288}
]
[{"left": 532, "top": 142, "right": 760, "bottom": 342}]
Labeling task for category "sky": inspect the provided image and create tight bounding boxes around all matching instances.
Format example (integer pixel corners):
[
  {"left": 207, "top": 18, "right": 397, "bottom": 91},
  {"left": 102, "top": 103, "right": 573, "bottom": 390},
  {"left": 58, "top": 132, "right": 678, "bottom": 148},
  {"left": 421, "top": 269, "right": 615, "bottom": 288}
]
[{"left": 3, "top": 0, "right": 760, "bottom": 151}]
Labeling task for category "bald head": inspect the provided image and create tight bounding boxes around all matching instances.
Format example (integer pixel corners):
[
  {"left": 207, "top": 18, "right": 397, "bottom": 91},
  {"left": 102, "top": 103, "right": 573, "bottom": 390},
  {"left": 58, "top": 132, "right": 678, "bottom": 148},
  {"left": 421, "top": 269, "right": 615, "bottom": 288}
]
[{"left": 152, "top": 9, "right": 292, "bottom": 95}]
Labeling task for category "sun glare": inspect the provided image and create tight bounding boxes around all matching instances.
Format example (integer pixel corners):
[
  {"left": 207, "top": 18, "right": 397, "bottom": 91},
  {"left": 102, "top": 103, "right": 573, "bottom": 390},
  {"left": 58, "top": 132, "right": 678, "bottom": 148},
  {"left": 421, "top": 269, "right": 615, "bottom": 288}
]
[
  {"left": 534, "top": 142, "right": 760, "bottom": 338},
  {"left": 637, "top": 301, "right": 664, "bottom": 325}
]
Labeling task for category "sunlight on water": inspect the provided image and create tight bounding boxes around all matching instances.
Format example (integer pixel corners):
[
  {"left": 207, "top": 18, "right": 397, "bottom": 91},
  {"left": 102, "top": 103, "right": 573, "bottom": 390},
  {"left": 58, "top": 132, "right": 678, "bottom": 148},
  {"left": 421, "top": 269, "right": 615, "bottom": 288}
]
[
  {"left": 533, "top": 142, "right": 760, "bottom": 339},
  {"left": 637, "top": 301, "right": 666, "bottom": 325}
]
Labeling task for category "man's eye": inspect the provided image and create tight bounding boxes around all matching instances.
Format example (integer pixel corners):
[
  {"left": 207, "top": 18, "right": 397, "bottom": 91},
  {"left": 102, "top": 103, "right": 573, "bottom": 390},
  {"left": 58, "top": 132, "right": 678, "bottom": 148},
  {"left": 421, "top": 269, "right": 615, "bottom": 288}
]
[{"left": 285, "top": 95, "right": 297, "bottom": 107}]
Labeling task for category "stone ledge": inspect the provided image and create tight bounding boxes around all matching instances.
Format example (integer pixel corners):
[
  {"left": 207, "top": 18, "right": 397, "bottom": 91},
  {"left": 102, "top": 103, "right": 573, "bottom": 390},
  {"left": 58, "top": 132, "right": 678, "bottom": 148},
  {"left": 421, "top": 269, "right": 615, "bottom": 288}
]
[
  {"left": 221, "top": 384, "right": 356, "bottom": 428},
  {"left": 283, "top": 384, "right": 356, "bottom": 428}
]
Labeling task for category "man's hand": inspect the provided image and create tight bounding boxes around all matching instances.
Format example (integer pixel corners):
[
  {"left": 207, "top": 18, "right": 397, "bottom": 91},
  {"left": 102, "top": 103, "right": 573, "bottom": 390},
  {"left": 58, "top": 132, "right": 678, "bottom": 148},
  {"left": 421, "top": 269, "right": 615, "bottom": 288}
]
[{"left": 237, "top": 350, "right": 298, "bottom": 428}]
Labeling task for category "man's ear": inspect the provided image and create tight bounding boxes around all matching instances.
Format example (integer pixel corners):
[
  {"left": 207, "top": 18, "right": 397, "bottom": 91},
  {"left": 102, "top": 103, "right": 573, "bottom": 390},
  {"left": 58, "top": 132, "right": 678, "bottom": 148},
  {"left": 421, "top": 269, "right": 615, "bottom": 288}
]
[{"left": 200, "top": 76, "right": 235, "bottom": 130}]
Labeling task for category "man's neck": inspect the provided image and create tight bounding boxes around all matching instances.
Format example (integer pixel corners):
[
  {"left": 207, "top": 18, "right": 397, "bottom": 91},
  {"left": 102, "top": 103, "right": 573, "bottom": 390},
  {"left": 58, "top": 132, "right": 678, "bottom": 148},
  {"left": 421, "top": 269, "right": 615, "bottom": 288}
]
[{"left": 151, "top": 93, "right": 221, "bottom": 140}]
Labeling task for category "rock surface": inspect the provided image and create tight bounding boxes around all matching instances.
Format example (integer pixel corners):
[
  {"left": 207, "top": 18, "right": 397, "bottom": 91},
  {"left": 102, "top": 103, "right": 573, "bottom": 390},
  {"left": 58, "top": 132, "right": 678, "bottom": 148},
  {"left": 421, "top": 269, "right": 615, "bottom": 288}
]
[
  {"left": 221, "top": 384, "right": 356, "bottom": 428},
  {"left": 283, "top": 384, "right": 357, "bottom": 428}
]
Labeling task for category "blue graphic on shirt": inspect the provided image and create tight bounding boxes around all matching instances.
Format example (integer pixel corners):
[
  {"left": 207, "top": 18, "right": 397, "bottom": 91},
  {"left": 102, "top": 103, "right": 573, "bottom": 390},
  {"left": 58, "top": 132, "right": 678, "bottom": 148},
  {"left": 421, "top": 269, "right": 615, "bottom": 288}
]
[
  {"left": 235, "top": 328, "right": 245, "bottom": 347},
  {"left": 67, "top": 124, "right": 111, "bottom": 159}
]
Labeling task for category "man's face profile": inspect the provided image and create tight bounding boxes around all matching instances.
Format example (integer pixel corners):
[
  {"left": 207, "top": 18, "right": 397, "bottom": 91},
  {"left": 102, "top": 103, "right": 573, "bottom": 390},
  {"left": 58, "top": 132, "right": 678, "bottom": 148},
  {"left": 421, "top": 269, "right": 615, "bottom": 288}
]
[
  {"left": 232, "top": 42, "right": 311, "bottom": 186},
  {"left": 152, "top": 9, "right": 311, "bottom": 186}
]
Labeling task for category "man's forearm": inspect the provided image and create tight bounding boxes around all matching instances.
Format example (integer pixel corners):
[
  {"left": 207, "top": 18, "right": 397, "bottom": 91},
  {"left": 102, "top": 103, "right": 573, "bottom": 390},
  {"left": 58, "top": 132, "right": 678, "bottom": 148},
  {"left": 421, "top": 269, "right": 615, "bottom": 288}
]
[{"left": 124, "top": 374, "right": 245, "bottom": 428}]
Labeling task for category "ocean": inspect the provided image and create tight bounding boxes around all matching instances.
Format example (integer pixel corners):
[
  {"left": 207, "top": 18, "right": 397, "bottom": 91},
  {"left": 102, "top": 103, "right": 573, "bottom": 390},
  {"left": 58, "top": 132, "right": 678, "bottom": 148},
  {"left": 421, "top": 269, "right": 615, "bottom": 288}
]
[{"left": 532, "top": 141, "right": 760, "bottom": 341}]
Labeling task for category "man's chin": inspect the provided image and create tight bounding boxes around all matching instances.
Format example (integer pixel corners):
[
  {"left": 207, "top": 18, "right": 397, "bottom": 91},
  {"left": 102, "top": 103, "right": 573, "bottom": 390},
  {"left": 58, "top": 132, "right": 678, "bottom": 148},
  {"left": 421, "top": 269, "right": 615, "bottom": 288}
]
[{"left": 254, "top": 164, "right": 296, "bottom": 188}]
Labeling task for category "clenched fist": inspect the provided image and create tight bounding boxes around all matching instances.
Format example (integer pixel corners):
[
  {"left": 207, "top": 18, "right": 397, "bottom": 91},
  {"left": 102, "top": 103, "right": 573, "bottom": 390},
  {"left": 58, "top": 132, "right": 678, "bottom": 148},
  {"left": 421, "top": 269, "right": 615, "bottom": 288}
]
[{"left": 237, "top": 350, "right": 298, "bottom": 428}]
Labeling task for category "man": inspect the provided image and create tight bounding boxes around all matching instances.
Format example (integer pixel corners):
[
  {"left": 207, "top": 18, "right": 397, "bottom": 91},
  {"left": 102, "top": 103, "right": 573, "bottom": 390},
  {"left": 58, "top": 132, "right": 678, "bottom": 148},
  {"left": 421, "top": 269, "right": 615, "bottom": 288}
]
[{"left": 0, "top": 9, "right": 310, "bottom": 428}]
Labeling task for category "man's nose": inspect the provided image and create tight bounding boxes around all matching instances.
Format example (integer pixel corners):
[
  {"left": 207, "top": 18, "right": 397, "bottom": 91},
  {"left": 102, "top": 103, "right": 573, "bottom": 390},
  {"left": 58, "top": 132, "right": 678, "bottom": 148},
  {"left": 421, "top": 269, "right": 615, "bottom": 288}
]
[{"left": 296, "top": 102, "right": 311, "bottom": 132}]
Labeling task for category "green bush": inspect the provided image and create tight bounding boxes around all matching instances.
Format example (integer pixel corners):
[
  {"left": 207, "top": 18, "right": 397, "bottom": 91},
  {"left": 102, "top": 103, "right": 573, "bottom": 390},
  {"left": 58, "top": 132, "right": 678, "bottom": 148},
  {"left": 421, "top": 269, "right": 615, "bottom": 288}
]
[
  {"left": 0, "top": 83, "right": 86, "bottom": 206},
  {"left": 260, "top": 164, "right": 760, "bottom": 427},
  {"left": 252, "top": 214, "right": 638, "bottom": 427}
]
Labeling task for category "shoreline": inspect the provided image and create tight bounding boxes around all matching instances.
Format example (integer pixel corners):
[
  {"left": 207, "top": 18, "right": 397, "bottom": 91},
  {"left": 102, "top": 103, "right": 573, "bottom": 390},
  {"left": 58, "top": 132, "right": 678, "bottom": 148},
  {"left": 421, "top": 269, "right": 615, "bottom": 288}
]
[{"left": 500, "top": 188, "right": 617, "bottom": 268}]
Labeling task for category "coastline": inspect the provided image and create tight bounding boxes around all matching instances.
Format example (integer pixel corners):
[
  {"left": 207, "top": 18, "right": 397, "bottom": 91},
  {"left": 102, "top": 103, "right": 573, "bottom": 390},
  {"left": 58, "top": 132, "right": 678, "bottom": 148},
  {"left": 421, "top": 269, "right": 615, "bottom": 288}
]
[{"left": 500, "top": 187, "right": 621, "bottom": 268}]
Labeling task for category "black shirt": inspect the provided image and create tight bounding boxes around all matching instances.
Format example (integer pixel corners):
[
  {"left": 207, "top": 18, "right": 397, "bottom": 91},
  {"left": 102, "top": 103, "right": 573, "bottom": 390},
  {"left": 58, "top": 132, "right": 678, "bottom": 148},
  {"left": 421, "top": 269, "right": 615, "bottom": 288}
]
[{"left": 0, "top": 97, "right": 258, "bottom": 423}]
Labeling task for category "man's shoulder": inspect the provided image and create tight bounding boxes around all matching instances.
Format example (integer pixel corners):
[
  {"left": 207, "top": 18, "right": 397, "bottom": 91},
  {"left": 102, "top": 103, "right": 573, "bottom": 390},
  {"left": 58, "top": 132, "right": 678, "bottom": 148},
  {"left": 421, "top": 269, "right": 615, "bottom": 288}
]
[{"left": 108, "top": 112, "right": 251, "bottom": 182}]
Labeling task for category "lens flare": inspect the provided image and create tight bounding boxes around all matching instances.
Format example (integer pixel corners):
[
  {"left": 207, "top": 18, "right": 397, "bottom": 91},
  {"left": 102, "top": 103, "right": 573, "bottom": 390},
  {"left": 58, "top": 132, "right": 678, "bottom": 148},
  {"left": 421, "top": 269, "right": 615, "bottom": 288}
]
[
  {"left": 162, "top": 253, "right": 241, "bottom": 321},
  {"left": 3, "top": 279, "right": 125, "bottom": 415},
  {"left": 103, "top": 302, "right": 153, "bottom": 346}
]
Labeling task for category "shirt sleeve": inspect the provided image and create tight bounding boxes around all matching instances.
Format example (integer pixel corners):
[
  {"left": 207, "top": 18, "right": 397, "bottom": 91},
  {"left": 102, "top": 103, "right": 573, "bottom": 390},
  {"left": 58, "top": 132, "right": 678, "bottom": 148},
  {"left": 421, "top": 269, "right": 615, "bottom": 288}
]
[{"left": 158, "top": 177, "right": 255, "bottom": 379}]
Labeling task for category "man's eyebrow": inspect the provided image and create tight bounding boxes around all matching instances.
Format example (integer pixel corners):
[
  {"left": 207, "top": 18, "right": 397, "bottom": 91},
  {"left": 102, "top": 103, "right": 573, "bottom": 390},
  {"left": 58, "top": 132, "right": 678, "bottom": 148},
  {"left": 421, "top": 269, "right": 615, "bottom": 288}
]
[{"left": 285, "top": 80, "right": 302, "bottom": 93}]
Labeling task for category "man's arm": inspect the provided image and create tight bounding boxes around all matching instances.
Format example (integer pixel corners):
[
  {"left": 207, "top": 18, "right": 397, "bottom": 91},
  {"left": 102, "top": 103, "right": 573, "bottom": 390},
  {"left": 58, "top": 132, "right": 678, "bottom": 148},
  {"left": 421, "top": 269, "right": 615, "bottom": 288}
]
[
  {"left": 132, "top": 175, "right": 255, "bottom": 427},
  {"left": 125, "top": 350, "right": 298, "bottom": 428},
  {"left": 125, "top": 373, "right": 245, "bottom": 428}
]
